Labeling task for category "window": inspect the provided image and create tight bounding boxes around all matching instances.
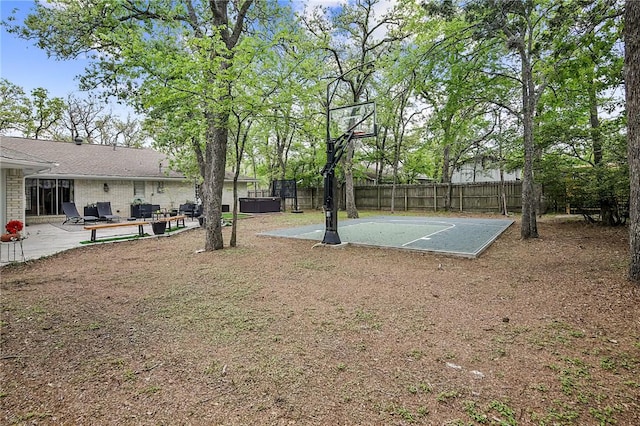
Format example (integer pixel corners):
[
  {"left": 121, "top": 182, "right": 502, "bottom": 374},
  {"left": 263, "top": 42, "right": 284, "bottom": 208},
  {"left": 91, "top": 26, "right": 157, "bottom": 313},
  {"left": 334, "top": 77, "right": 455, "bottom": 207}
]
[
  {"left": 25, "top": 178, "right": 74, "bottom": 216},
  {"left": 25, "top": 179, "right": 37, "bottom": 215},
  {"left": 134, "top": 181, "right": 145, "bottom": 199},
  {"left": 58, "top": 180, "right": 73, "bottom": 214}
]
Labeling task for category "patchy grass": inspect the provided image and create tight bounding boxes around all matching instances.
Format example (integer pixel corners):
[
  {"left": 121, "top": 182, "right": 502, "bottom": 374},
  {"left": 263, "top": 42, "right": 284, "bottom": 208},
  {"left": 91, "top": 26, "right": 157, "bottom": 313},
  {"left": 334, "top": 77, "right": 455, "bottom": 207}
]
[{"left": 1, "top": 212, "right": 638, "bottom": 424}]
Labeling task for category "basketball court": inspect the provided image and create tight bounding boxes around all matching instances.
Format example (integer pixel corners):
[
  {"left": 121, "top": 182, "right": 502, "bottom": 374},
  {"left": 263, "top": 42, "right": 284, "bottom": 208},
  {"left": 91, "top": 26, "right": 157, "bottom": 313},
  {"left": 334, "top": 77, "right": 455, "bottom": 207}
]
[{"left": 260, "top": 216, "right": 514, "bottom": 258}]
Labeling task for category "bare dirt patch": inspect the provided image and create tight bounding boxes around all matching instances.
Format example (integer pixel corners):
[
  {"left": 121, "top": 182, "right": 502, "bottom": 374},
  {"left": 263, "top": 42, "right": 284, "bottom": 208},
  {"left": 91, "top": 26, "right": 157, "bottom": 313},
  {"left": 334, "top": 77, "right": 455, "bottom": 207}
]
[{"left": 1, "top": 212, "right": 639, "bottom": 425}]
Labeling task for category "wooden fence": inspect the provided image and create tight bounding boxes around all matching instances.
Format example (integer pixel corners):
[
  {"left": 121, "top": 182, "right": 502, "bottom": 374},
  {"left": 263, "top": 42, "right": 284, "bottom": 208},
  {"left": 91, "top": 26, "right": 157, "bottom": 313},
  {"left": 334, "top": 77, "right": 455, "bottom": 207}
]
[{"left": 249, "top": 181, "right": 523, "bottom": 213}]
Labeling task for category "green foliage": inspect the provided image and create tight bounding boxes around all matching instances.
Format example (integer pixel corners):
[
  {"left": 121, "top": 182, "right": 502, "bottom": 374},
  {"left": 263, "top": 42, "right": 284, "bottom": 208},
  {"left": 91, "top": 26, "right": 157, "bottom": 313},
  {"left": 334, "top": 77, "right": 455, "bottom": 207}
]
[
  {"left": 25, "top": 87, "right": 65, "bottom": 139},
  {"left": 0, "top": 78, "right": 30, "bottom": 134},
  {"left": 3, "top": 0, "right": 627, "bottom": 227},
  {"left": 564, "top": 164, "right": 629, "bottom": 218}
]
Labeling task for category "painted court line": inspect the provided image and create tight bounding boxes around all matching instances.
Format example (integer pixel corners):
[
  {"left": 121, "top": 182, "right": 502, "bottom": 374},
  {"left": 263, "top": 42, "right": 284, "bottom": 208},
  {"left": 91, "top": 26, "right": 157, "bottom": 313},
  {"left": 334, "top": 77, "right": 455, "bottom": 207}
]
[
  {"left": 259, "top": 216, "right": 514, "bottom": 258},
  {"left": 402, "top": 223, "right": 455, "bottom": 247}
]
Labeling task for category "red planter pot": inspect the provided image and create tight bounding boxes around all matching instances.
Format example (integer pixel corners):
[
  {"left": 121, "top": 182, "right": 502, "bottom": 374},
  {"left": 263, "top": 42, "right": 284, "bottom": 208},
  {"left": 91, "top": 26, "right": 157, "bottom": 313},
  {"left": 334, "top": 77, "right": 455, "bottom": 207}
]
[{"left": 1, "top": 233, "right": 20, "bottom": 242}]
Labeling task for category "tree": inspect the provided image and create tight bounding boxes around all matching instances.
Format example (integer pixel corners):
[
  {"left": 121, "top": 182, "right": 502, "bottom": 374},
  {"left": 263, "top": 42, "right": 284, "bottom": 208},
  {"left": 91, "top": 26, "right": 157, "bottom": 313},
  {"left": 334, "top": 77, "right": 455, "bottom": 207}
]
[
  {"left": 12, "top": 0, "right": 258, "bottom": 251},
  {"left": 111, "top": 115, "right": 147, "bottom": 148},
  {"left": 229, "top": 109, "right": 253, "bottom": 247},
  {"left": 61, "top": 94, "right": 107, "bottom": 143},
  {"left": 24, "top": 87, "right": 65, "bottom": 139},
  {"left": 537, "top": 0, "right": 625, "bottom": 225},
  {"left": 0, "top": 78, "right": 30, "bottom": 134},
  {"left": 301, "top": 0, "right": 403, "bottom": 218},
  {"left": 626, "top": 0, "right": 640, "bottom": 282},
  {"left": 373, "top": 50, "right": 424, "bottom": 211},
  {"left": 400, "top": 0, "right": 509, "bottom": 210},
  {"left": 461, "top": 0, "right": 592, "bottom": 238},
  {"left": 0, "top": 78, "right": 145, "bottom": 145}
]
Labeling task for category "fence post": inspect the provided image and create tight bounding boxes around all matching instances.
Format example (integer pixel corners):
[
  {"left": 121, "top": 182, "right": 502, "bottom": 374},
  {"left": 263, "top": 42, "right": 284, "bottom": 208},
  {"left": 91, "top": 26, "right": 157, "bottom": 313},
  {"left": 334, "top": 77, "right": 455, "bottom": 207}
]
[
  {"left": 459, "top": 186, "right": 463, "bottom": 212},
  {"left": 404, "top": 187, "right": 408, "bottom": 211},
  {"left": 434, "top": 184, "right": 437, "bottom": 212}
]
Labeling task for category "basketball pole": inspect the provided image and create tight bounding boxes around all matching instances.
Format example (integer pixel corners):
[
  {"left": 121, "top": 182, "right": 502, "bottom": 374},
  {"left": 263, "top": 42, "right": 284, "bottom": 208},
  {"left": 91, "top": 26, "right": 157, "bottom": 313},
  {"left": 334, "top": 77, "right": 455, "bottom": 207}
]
[
  {"left": 322, "top": 62, "right": 374, "bottom": 245},
  {"left": 322, "top": 136, "right": 341, "bottom": 244},
  {"left": 322, "top": 75, "right": 344, "bottom": 244}
]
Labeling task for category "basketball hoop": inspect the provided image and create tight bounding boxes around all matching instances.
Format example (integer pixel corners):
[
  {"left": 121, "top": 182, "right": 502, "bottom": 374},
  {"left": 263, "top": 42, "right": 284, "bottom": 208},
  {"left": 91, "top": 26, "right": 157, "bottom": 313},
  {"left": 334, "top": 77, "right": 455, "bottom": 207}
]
[
  {"left": 324, "top": 97, "right": 377, "bottom": 245},
  {"left": 329, "top": 102, "right": 377, "bottom": 140}
]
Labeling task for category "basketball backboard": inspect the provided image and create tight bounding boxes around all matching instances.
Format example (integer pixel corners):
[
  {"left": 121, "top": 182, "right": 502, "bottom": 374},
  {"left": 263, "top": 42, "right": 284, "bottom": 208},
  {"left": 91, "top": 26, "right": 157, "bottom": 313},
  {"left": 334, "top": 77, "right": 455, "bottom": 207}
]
[
  {"left": 271, "top": 179, "right": 297, "bottom": 198},
  {"left": 329, "top": 101, "right": 377, "bottom": 140}
]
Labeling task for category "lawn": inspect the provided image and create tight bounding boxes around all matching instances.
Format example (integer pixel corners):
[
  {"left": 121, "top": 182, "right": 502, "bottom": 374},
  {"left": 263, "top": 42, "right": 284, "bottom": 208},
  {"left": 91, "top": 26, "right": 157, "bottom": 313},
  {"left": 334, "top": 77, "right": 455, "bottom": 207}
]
[{"left": 1, "top": 212, "right": 638, "bottom": 425}]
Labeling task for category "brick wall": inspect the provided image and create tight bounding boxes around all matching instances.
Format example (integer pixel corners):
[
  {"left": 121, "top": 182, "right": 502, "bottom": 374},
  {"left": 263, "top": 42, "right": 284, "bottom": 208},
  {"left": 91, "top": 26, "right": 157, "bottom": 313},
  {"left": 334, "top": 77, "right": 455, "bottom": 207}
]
[
  {"left": 22, "top": 177, "right": 248, "bottom": 223},
  {"left": 5, "top": 169, "right": 25, "bottom": 224},
  {"left": 72, "top": 179, "right": 246, "bottom": 215},
  {"left": 74, "top": 179, "right": 196, "bottom": 218}
]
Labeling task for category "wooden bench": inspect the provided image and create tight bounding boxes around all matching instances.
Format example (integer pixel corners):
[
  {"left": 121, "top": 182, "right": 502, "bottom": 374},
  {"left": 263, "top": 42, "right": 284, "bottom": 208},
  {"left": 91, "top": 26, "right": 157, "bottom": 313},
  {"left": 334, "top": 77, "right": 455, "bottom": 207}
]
[
  {"left": 83, "top": 215, "right": 187, "bottom": 242},
  {"left": 84, "top": 221, "right": 149, "bottom": 242},
  {"left": 153, "top": 214, "right": 187, "bottom": 229}
]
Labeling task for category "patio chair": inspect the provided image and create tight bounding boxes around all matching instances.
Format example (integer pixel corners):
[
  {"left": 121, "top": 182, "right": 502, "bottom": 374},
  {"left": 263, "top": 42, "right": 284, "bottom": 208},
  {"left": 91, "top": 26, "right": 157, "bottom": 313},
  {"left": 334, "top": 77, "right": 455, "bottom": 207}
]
[
  {"left": 179, "top": 203, "right": 197, "bottom": 219},
  {"left": 61, "top": 202, "right": 99, "bottom": 225},
  {"left": 96, "top": 201, "right": 121, "bottom": 222}
]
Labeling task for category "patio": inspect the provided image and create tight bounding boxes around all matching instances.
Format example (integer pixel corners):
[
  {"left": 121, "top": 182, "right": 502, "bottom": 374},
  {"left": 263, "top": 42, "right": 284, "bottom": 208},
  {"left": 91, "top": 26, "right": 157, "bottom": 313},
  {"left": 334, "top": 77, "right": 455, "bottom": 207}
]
[{"left": 0, "top": 220, "right": 201, "bottom": 266}]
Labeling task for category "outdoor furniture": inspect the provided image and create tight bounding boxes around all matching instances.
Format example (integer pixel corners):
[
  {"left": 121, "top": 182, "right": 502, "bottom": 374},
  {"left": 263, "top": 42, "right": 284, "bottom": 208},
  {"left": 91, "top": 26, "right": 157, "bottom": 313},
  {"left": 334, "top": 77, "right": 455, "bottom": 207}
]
[
  {"left": 130, "top": 203, "right": 160, "bottom": 219},
  {"left": 84, "top": 221, "right": 147, "bottom": 242},
  {"left": 84, "top": 205, "right": 99, "bottom": 217},
  {"left": 1, "top": 237, "right": 24, "bottom": 262},
  {"left": 96, "top": 202, "right": 121, "bottom": 222},
  {"left": 156, "top": 214, "right": 186, "bottom": 229},
  {"left": 239, "top": 197, "right": 280, "bottom": 213},
  {"left": 83, "top": 215, "right": 186, "bottom": 242},
  {"left": 62, "top": 202, "right": 99, "bottom": 224},
  {"left": 179, "top": 203, "right": 202, "bottom": 219}
]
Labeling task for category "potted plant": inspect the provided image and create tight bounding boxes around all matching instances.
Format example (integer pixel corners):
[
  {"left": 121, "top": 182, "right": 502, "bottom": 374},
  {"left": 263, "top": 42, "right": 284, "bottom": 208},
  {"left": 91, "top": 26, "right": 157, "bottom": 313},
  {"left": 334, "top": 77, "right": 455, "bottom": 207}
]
[
  {"left": 150, "top": 220, "right": 166, "bottom": 235},
  {"left": 1, "top": 220, "right": 24, "bottom": 242},
  {"left": 150, "top": 210, "right": 166, "bottom": 235}
]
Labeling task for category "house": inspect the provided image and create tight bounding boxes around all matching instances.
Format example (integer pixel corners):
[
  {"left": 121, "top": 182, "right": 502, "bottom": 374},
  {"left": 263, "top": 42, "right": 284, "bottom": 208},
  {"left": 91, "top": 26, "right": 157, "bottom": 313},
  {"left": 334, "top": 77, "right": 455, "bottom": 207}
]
[
  {"left": 0, "top": 136, "right": 256, "bottom": 226},
  {"left": 451, "top": 156, "right": 521, "bottom": 184}
]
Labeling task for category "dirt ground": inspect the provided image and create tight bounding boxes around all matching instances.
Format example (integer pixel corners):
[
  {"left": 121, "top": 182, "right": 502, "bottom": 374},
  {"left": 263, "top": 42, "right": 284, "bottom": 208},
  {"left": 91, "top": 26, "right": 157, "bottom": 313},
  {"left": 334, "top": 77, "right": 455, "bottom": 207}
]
[{"left": 1, "top": 211, "right": 639, "bottom": 425}]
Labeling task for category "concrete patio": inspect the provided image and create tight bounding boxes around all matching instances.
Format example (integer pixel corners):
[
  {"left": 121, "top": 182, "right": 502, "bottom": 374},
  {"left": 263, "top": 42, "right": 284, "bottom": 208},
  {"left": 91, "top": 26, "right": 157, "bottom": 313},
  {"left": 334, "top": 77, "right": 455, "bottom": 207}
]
[{"left": 0, "top": 220, "right": 201, "bottom": 266}]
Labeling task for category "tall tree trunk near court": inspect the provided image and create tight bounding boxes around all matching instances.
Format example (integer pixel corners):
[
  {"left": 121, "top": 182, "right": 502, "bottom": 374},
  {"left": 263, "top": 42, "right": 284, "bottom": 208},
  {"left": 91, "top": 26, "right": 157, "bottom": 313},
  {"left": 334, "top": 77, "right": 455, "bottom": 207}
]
[
  {"left": 230, "top": 177, "right": 238, "bottom": 247},
  {"left": 390, "top": 180, "right": 396, "bottom": 213},
  {"left": 499, "top": 137, "right": 508, "bottom": 215},
  {"left": 442, "top": 144, "right": 451, "bottom": 211},
  {"left": 520, "top": 51, "right": 538, "bottom": 239},
  {"left": 345, "top": 143, "right": 359, "bottom": 218},
  {"left": 204, "top": 113, "right": 230, "bottom": 251},
  {"left": 230, "top": 119, "right": 251, "bottom": 248},
  {"left": 625, "top": 0, "right": 640, "bottom": 283},
  {"left": 588, "top": 68, "right": 616, "bottom": 225},
  {"left": 376, "top": 127, "right": 388, "bottom": 184}
]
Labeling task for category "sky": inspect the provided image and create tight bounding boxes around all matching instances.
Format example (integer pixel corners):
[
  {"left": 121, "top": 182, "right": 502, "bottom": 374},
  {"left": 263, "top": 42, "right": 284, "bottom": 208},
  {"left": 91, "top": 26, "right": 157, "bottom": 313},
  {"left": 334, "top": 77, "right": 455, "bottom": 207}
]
[
  {"left": 1, "top": 1, "right": 90, "bottom": 99},
  {"left": 1, "top": 0, "right": 393, "bottom": 108}
]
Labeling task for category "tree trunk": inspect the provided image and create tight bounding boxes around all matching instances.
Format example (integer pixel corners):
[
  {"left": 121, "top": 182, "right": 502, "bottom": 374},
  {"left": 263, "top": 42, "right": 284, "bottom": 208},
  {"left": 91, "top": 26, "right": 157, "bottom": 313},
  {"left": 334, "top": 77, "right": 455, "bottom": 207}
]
[
  {"left": 442, "top": 144, "right": 451, "bottom": 211},
  {"left": 390, "top": 164, "right": 398, "bottom": 214},
  {"left": 625, "top": 0, "right": 640, "bottom": 282},
  {"left": 377, "top": 127, "right": 388, "bottom": 184},
  {"left": 203, "top": 112, "right": 229, "bottom": 251},
  {"left": 520, "top": 53, "right": 538, "bottom": 239},
  {"left": 230, "top": 174, "right": 238, "bottom": 247},
  {"left": 344, "top": 143, "right": 358, "bottom": 218},
  {"left": 499, "top": 139, "right": 507, "bottom": 215},
  {"left": 588, "top": 66, "right": 617, "bottom": 225}
]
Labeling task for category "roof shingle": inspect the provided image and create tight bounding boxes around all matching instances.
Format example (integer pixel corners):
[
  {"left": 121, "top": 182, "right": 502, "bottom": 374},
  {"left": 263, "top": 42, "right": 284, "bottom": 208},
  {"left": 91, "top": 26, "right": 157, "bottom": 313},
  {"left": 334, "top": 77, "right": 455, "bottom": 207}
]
[{"left": 1, "top": 136, "right": 185, "bottom": 180}]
